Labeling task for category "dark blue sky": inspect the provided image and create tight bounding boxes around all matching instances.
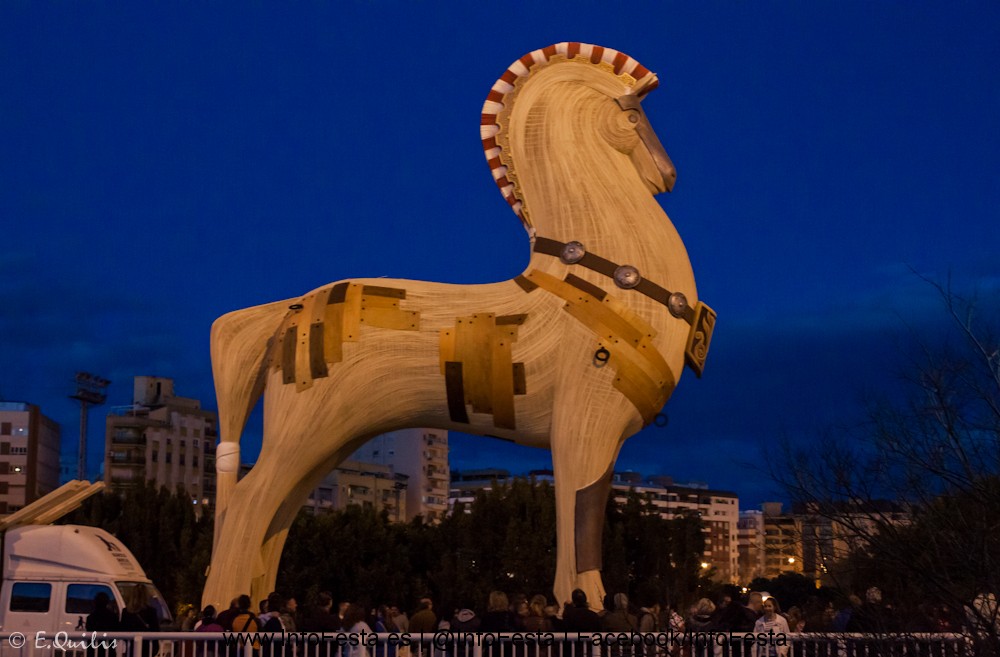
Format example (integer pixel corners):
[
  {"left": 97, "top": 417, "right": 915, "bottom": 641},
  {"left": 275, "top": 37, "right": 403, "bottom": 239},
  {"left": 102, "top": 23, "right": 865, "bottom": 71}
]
[{"left": 2, "top": 4, "right": 998, "bottom": 507}]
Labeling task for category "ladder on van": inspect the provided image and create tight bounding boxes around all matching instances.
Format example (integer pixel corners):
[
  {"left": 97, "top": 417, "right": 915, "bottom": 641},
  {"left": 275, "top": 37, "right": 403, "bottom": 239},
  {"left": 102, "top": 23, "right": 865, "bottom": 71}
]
[{"left": 0, "top": 479, "right": 105, "bottom": 530}]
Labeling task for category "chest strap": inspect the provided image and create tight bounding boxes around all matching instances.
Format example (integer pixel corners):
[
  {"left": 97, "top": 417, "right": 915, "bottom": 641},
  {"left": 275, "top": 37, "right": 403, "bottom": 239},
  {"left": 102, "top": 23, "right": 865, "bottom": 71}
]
[{"left": 529, "top": 236, "right": 715, "bottom": 377}]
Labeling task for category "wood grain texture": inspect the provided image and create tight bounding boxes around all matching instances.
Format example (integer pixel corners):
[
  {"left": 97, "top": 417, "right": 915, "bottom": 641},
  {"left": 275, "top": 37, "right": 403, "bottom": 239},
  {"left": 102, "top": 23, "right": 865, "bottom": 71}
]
[{"left": 203, "top": 43, "right": 708, "bottom": 610}]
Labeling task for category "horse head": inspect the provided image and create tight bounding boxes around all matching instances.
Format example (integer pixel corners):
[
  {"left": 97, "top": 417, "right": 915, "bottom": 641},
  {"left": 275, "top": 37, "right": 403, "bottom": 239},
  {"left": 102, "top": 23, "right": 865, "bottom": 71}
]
[{"left": 481, "top": 43, "right": 677, "bottom": 232}]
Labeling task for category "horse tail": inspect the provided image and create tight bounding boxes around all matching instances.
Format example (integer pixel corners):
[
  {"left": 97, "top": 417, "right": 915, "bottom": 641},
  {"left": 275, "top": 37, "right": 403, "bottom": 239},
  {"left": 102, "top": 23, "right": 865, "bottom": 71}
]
[{"left": 210, "top": 299, "right": 286, "bottom": 521}]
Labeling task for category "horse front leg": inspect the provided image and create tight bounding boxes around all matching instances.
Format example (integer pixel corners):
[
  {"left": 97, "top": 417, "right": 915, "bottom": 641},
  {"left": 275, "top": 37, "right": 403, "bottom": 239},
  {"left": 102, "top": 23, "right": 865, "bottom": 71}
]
[{"left": 550, "top": 391, "right": 637, "bottom": 611}]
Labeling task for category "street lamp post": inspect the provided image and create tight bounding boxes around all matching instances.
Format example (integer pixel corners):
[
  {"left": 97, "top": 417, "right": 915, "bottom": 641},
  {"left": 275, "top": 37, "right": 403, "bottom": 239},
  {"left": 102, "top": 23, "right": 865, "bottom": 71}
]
[{"left": 69, "top": 372, "right": 110, "bottom": 481}]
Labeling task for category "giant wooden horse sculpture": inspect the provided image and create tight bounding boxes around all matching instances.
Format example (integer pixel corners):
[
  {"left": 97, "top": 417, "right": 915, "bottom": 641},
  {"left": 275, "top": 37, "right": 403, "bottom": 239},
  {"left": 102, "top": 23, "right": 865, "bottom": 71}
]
[{"left": 203, "top": 42, "right": 714, "bottom": 608}]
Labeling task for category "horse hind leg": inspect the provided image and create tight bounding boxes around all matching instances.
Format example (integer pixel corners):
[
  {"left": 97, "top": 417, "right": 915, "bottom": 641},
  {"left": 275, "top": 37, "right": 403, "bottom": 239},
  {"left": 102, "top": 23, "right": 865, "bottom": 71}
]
[
  {"left": 210, "top": 300, "right": 287, "bottom": 523},
  {"left": 202, "top": 427, "right": 343, "bottom": 607},
  {"left": 254, "top": 453, "right": 353, "bottom": 601}
]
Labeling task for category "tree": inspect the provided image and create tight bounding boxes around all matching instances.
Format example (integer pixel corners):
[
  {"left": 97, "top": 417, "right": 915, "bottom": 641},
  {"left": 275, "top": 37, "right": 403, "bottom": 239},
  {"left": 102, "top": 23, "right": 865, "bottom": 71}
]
[
  {"left": 775, "top": 282, "right": 1000, "bottom": 652},
  {"left": 62, "top": 483, "right": 214, "bottom": 613},
  {"left": 275, "top": 476, "right": 706, "bottom": 616}
]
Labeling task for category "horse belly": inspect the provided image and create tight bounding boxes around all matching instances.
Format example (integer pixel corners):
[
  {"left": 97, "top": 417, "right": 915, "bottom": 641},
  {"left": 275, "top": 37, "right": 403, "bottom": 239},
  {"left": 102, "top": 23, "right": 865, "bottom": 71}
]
[{"left": 258, "top": 278, "right": 561, "bottom": 456}]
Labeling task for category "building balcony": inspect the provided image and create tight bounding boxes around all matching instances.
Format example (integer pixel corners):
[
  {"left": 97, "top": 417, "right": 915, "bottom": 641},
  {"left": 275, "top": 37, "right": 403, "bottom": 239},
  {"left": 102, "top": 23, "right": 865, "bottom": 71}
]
[
  {"left": 109, "top": 454, "right": 146, "bottom": 466},
  {"left": 110, "top": 433, "right": 147, "bottom": 446}
]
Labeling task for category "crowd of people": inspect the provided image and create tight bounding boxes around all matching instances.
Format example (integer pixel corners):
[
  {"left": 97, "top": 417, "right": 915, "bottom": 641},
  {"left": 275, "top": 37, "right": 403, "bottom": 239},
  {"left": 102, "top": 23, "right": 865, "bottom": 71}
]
[
  {"left": 157, "top": 585, "right": 965, "bottom": 637},
  {"left": 87, "top": 584, "right": 983, "bottom": 657}
]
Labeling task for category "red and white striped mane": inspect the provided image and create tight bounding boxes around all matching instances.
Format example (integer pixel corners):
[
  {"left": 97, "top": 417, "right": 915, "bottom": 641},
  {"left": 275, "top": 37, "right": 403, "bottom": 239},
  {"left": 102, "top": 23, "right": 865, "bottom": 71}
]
[{"left": 480, "top": 42, "right": 660, "bottom": 230}]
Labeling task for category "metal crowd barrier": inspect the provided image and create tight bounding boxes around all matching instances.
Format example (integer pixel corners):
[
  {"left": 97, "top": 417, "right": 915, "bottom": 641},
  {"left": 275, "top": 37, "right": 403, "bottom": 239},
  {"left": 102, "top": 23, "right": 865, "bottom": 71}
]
[{"left": 0, "top": 631, "right": 974, "bottom": 657}]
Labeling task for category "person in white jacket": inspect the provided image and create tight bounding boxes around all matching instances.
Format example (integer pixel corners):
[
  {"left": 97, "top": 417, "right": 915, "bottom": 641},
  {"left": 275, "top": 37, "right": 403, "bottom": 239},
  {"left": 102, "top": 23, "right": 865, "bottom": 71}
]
[
  {"left": 753, "top": 597, "right": 791, "bottom": 657},
  {"left": 344, "top": 604, "right": 374, "bottom": 657}
]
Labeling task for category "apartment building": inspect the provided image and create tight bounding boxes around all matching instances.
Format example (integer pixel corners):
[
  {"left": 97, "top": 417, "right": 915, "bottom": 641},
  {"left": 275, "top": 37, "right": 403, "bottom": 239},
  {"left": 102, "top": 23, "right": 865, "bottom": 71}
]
[
  {"left": 304, "top": 459, "right": 408, "bottom": 520},
  {"left": 0, "top": 402, "right": 61, "bottom": 514},
  {"left": 104, "top": 376, "right": 217, "bottom": 513},
  {"left": 761, "top": 502, "right": 803, "bottom": 578},
  {"left": 737, "top": 510, "right": 766, "bottom": 583},
  {"left": 611, "top": 473, "right": 740, "bottom": 583},
  {"left": 352, "top": 428, "right": 449, "bottom": 522},
  {"left": 450, "top": 469, "right": 741, "bottom": 583}
]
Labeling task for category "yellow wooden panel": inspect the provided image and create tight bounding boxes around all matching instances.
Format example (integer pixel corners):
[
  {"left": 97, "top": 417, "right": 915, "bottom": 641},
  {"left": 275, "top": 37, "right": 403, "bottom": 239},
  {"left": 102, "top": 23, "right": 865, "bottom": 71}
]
[
  {"left": 454, "top": 314, "right": 495, "bottom": 414},
  {"left": 323, "top": 305, "right": 344, "bottom": 365},
  {"left": 341, "top": 284, "right": 363, "bottom": 342},
  {"left": 491, "top": 331, "right": 516, "bottom": 430},
  {"left": 635, "top": 336, "right": 674, "bottom": 388},
  {"left": 311, "top": 287, "right": 333, "bottom": 325},
  {"left": 439, "top": 329, "right": 456, "bottom": 375},
  {"left": 602, "top": 294, "right": 656, "bottom": 340},
  {"left": 611, "top": 354, "right": 663, "bottom": 425},
  {"left": 360, "top": 295, "right": 400, "bottom": 310},
  {"left": 527, "top": 269, "right": 643, "bottom": 345},
  {"left": 606, "top": 337, "right": 673, "bottom": 392},
  {"left": 363, "top": 308, "right": 420, "bottom": 330}
]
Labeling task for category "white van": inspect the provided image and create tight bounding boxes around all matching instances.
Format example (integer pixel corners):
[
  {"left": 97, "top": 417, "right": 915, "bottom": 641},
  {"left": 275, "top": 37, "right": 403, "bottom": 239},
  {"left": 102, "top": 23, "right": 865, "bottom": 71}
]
[{"left": 0, "top": 524, "right": 171, "bottom": 635}]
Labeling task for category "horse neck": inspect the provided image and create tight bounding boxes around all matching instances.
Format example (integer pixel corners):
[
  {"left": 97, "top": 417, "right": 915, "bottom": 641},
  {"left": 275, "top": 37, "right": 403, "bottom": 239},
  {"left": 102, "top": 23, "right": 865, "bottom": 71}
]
[{"left": 519, "top": 154, "right": 686, "bottom": 283}]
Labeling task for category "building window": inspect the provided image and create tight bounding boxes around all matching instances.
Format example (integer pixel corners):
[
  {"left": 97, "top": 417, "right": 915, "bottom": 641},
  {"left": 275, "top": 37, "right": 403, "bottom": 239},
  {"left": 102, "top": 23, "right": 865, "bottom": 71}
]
[
  {"left": 180, "top": 427, "right": 188, "bottom": 437},
  {"left": 180, "top": 455, "right": 185, "bottom": 466},
  {"left": 152, "top": 452, "right": 158, "bottom": 463},
  {"left": 193, "top": 455, "right": 199, "bottom": 467},
  {"left": 0, "top": 423, "right": 10, "bottom": 436},
  {"left": 166, "top": 453, "right": 172, "bottom": 464}
]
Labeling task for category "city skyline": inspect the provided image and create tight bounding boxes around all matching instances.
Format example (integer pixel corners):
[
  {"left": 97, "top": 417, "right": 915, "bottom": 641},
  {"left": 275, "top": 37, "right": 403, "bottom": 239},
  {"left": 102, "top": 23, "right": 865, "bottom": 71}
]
[{"left": 2, "top": 4, "right": 998, "bottom": 508}]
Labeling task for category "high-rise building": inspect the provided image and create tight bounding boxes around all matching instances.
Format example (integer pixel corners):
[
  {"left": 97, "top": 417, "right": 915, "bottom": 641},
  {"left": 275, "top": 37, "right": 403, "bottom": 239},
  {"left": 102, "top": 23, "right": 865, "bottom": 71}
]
[
  {"left": 0, "top": 402, "right": 61, "bottom": 515},
  {"left": 352, "top": 428, "right": 449, "bottom": 522},
  {"left": 737, "top": 509, "right": 766, "bottom": 583},
  {"left": 761, "top": 502, "right": 803, "bottom": 578},
  {"left": 104, "top": 376, "right": 217, "bottom": 513}
]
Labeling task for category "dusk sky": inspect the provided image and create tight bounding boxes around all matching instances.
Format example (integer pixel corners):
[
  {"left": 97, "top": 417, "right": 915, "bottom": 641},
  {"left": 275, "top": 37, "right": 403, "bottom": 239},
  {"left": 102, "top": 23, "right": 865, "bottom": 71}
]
[{"left": 2, "top": 4, "right": 998, "bottom": 507}]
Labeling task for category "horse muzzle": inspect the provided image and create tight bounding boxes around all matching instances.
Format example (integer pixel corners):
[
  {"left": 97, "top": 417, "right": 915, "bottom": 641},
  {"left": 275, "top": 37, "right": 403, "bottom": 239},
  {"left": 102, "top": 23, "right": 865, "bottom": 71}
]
[{"left": 616, "top": 94, "right": 677, "bottom": 193}]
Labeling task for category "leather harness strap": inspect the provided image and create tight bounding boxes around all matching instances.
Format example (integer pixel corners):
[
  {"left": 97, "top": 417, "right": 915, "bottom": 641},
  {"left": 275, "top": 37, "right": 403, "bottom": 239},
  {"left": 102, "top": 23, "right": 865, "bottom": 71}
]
[{"left": 532, "top": 236, "right": 697, "bottom": 325}]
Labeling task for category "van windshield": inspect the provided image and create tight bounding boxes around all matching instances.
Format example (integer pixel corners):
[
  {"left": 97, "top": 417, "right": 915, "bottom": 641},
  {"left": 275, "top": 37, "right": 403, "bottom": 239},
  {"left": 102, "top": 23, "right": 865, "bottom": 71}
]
[{"left": 115, "top": 581, "right": 172, "bottom": 623}]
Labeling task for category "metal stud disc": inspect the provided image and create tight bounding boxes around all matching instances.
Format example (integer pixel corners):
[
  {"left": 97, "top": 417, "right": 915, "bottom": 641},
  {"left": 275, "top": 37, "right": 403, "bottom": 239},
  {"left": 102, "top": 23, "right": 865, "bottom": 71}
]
[
  {"left": 613, "top": 265, "right": 642, "bottom": 289},
  {"left": 667, "top": 292, "right": 688, "bottom": 318},
  {"left": 560, "top": 241, "right": 586, "bottom": 264}
]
